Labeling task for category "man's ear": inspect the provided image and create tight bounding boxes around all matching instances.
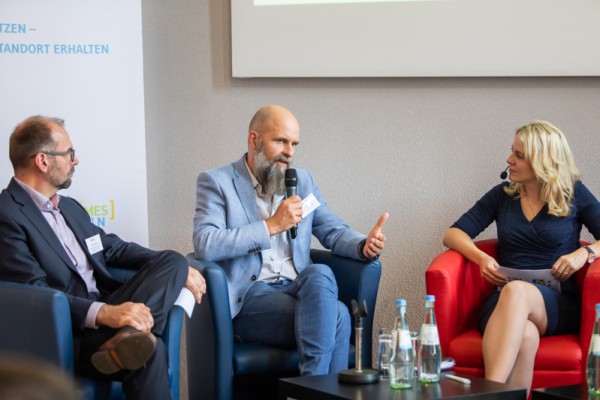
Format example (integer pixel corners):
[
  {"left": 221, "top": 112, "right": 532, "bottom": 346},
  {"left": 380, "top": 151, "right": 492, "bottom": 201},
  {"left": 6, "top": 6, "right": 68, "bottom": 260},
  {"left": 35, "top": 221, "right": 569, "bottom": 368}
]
[
  {"left": 33, "top": 153, "right": 50, "bottom": 172},
  {"left": 248, "top": 130, "right": 260, "bottom": 150}
]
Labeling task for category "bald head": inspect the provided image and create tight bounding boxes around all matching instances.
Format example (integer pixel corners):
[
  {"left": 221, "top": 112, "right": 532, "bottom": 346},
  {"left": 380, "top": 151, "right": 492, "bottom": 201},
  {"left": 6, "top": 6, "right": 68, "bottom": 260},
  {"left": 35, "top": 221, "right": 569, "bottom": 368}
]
[
  {"left": 246, "top": 105, "right": 300, "bottom": 195},
  {"left": 247, "top": 104, "right": 300, "bottom": 159},
  {"left": 248, "top": 105, "right": 299, "bottom": 136}
]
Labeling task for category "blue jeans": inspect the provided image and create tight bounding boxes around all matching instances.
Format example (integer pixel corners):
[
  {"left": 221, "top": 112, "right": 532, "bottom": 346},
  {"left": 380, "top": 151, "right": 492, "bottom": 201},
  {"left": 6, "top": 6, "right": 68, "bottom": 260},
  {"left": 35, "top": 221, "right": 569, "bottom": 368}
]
[{"left": 233, "top": 264, "right": 351, "bottom": 375}]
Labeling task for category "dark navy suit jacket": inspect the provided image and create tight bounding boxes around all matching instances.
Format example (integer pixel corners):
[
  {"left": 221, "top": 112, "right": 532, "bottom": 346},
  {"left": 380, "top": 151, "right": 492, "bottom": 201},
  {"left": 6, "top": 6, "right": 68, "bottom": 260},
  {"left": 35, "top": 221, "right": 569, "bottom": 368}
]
[{"left": 0, "top": 178, "right": 158, "bottom": 330}]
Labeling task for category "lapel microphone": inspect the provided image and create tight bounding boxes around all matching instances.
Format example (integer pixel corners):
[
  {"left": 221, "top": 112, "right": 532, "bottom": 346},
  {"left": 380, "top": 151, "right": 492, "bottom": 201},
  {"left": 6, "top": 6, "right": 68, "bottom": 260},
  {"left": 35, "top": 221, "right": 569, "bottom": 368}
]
[
  {"left": 500, "top": 166, "right": 509, "bottom": 180},
  {"left": 284, "top": 168, "right": 298, "bottom": 239}
]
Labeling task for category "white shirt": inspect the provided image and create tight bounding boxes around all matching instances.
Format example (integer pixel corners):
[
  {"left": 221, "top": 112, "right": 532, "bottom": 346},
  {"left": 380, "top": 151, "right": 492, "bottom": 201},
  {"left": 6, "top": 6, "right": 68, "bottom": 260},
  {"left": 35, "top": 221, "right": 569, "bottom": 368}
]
[{"left": 244, "top": 160, "right": 298, "bottom": 282}]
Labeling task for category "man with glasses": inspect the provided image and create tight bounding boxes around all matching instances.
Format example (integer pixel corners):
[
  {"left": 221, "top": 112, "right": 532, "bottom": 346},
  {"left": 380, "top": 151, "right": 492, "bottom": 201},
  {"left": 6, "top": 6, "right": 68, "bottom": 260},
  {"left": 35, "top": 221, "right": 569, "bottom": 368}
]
[
  {"left": 0, "top": 115, "right": 207, "bottom": 400},
  {"left": 40, "top": 148, "right": 76, "bottom": 161}
]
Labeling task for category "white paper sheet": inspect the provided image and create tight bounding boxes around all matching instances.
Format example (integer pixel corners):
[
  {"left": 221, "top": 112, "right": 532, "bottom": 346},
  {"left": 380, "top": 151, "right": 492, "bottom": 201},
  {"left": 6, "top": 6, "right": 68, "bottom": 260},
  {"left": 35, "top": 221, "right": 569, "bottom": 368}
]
[{"left": 497, "top": 266, "right": 561, "bottom": 293}]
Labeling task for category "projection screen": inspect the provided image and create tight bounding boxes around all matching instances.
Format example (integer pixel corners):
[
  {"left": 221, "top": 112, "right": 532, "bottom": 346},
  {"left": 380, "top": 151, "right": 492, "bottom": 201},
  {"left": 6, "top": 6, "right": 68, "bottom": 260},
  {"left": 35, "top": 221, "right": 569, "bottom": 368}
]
[{"left": 232, "top": 0, "right": 600, "bottom": 77}]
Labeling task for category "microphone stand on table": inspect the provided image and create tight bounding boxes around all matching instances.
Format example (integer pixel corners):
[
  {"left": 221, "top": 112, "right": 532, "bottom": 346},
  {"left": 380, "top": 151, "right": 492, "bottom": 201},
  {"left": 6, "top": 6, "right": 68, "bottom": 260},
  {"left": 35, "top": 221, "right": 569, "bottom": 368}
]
[{"left": 338, "top": 300, "right": 379, "bottom": 384}]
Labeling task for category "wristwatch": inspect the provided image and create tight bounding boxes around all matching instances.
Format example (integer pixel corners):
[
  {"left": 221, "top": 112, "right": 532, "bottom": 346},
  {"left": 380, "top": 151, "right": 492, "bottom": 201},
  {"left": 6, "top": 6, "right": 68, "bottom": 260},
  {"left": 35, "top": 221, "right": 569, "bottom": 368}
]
[
  {"left": 583, "top": 246, "right": 596, "bottom": 264},
  {"left": 357, "top": 239, "right": 380, "bottom": 262}
]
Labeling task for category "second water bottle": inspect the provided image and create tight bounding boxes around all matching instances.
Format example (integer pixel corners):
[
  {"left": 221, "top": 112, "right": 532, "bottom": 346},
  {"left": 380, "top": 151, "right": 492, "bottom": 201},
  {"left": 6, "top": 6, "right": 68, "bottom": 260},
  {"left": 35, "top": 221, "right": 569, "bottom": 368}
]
[
  {"left": 390, "top": 298, "right": 414, "bottom": 389},
  {"left": 417, "top": 294, "right": 442, "bottom": 383}
]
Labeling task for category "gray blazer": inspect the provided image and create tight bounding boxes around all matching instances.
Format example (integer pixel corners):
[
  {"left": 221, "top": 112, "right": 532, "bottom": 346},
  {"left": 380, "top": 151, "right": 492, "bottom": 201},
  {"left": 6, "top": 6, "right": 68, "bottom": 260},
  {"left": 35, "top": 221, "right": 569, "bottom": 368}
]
[{"left": 193, "top": 155, "right": 365, "bottom": 317}]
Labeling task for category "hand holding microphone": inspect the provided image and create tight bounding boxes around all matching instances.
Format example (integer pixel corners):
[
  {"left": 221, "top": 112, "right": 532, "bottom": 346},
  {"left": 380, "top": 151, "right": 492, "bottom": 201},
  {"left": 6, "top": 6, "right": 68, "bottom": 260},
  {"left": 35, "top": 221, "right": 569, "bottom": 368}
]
[
  {"left": 265, "top": 194, "right": 302, "bottom": 237},
  {"left": 265, "top": 168, "right": 302, "bottom": 237}
]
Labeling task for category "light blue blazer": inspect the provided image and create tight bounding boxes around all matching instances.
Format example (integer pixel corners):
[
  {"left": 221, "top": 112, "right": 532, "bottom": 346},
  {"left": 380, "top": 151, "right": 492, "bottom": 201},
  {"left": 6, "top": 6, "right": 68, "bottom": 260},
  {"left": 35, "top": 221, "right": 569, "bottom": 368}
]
[{"left": 193, "top": 155, "right": 366, "bottom": 317}]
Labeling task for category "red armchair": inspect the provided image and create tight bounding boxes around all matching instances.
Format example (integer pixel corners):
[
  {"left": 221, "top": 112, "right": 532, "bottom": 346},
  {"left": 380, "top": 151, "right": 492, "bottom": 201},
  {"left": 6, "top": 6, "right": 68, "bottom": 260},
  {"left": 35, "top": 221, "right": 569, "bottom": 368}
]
[{"left": 426, "top": 238, "right": 600, "bottom": 389}]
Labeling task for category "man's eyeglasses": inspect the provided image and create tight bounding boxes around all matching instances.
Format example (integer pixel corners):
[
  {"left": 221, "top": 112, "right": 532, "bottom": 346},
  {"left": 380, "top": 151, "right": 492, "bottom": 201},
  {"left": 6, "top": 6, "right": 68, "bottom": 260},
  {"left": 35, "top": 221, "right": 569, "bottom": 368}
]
[{"left": 39, "top": 149, "right": 76, "bottom": 162}]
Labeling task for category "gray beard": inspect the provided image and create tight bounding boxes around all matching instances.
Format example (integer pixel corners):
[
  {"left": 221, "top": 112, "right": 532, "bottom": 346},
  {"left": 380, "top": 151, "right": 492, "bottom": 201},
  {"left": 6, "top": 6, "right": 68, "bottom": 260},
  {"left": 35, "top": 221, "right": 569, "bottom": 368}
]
[
  {"left": 49, "top": 175, "right": 72, "bottom": 190},
  {"left": 253, "top": 148, "right": 287, "bottom": 196},
  {"left": 47, "top": 161, "right": 73, "bottom": 190}
]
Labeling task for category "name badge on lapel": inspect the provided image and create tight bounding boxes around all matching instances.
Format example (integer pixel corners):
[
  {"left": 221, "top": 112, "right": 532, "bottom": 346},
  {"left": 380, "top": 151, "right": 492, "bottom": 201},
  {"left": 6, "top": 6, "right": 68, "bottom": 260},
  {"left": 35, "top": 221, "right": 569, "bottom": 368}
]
[
  {"left": 301, "top": 193, "right": 321, "bottom": 218},
  {"left": 85, "top": 234, "right": 104, "bottom": 255}
]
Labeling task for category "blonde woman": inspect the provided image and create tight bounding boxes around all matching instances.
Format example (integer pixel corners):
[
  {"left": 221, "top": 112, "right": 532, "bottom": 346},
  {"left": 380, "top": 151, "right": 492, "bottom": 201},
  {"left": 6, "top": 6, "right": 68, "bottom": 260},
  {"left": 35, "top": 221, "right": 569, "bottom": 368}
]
[{"left": 443, "top": 121, "right": 600, "bottom": 394}]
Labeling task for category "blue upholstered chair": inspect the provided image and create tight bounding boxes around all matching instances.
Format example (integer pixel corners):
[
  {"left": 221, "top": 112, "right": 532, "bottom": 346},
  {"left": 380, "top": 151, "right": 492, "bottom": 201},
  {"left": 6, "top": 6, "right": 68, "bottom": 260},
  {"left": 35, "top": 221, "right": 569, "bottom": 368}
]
[
  {"left": 186, "top": 249, "right": 382, "bottom": 400},
  {"left": 0, "top": 267, "right": 184, "bottom": 400}
]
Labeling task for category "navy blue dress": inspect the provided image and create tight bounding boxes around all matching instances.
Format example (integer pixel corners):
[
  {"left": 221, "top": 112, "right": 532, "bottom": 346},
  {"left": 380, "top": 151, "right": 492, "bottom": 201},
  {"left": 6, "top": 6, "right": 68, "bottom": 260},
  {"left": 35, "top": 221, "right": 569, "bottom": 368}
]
[{"left": 452, "top": 181, "right": 600, "bottom": 335}]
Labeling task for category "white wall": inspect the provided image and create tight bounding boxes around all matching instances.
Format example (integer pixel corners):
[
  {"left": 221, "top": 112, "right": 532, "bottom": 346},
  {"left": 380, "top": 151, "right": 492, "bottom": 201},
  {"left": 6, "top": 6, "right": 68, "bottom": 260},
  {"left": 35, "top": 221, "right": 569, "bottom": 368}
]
[{"left": 141, "top": 0, "right": 600, "bottom": 384}]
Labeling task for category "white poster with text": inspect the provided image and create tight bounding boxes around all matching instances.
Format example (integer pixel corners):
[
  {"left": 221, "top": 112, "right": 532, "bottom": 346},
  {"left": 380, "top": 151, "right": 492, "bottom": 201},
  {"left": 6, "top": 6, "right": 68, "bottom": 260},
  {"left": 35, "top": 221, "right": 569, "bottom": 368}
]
[{"left": 0, "top": 0, "right": 148, "bottom": 245}]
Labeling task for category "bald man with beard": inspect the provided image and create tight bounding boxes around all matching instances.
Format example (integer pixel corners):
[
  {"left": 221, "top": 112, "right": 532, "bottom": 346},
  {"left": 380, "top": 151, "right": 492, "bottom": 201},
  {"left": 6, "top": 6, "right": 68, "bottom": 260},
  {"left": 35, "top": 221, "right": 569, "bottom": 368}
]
[{"left": 193, "top": 105, "right": 388, "bottom": 375}]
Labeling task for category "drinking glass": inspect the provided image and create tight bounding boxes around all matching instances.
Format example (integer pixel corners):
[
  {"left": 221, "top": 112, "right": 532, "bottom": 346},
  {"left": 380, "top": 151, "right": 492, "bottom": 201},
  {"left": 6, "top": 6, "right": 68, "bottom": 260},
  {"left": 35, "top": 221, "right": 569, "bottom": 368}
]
[
  {"left": 377, "top": 328, "right": 393, "bottom": 379},
  {"left": 410, "top": 331, "right": 419, "bottom": 376}
]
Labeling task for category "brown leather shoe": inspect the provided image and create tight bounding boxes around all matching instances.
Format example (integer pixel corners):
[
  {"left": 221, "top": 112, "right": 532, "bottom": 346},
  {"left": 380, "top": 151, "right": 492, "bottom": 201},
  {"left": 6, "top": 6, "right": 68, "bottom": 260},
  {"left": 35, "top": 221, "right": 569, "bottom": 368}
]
[{"left": 91, "top": 327, "right": 157, "bottom": 375}]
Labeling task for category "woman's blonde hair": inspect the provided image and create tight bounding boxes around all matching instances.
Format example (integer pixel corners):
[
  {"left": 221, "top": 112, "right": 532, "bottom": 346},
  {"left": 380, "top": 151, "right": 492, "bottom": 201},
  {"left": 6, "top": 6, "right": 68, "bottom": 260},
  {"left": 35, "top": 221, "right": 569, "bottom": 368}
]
[{"left": 504, "top": 120, "right": 581, "bottom": 217}]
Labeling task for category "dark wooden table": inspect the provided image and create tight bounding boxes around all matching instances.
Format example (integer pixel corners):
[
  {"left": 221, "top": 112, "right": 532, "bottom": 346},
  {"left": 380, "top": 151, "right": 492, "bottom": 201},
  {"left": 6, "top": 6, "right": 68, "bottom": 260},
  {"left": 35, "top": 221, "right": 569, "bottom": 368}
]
[
  {"left": 532, "top": 384, "right": 590, "bottom": 400},
  {"left": 279, "top": 373, "right": 527, "bottom": 400}
]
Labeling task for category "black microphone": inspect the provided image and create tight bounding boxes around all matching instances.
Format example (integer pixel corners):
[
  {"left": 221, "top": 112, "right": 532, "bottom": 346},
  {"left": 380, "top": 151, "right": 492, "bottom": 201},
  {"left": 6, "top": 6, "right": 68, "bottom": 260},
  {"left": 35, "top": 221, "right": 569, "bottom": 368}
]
[
  {"left": 500, "top": 166, "right": 509, "bottom": 180},
  {"left": 284, "top": 168, "right": 298, "bottom": 239}
]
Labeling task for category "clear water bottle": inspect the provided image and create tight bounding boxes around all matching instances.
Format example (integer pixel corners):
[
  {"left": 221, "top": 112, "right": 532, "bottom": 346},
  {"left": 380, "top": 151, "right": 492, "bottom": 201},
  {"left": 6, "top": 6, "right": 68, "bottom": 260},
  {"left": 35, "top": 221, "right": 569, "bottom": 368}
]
[
  {"left": 588, "top": 303, "right": 600, "bottom": 397},
  {"left": 390, "top": 299, "right": 414, "bottom": 389},
  {"left": 418, "top": 294, "right": 441, "bottom": 383}
]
